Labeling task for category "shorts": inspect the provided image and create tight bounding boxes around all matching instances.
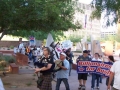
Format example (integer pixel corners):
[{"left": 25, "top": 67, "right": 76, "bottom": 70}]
[{"left": 78, "top": 73, "right": 88, "bottom": 80}]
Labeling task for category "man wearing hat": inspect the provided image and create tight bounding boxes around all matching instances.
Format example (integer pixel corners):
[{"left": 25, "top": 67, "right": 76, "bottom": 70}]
[
  {"left": 77, "top": 50, "right": 91, "bottom": 90},
  {"left": 56, "top": 53, "right": 70, "bottom": 90}
]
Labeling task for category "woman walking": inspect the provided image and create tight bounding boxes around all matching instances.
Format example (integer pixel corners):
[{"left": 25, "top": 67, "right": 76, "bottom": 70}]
[{"left": 91, "top": 53, "right": 102, "bottom": 90}]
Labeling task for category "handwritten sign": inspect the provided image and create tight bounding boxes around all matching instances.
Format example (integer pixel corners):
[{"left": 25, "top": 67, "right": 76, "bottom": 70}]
[{"left": 77, "top": 61, "right": 113, "bottom": 77}]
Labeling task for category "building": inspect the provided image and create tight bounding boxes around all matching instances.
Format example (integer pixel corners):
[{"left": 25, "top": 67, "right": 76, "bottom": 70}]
[
  {"left": 64, "top": 1, "right": 101, "bottom": 39},
  {"left": 101, "top": 31, "right": 116, "bottom": 38}
]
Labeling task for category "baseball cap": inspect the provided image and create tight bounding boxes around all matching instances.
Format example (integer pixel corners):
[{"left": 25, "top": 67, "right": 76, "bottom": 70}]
[{"left": 60, "top": 52, "right": 66, "bottom": 57}]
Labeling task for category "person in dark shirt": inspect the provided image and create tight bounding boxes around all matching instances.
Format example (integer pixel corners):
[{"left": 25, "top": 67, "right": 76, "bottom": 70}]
[
  {"left": 65, "top": 49, "right": 74, "bottom": 76},
  {"left": 76, "top": 50, "right": 91, "bottom": 90},
  {"left": 35, "top": 47, "right": 54, "bottom": 90}
]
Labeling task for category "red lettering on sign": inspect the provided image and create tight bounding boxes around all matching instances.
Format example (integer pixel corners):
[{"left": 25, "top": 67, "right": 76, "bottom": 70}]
[
  {"left": 86, "top": 67, "right": 96, "bottom": 71},
  {"left": 78, "top": 61, "right": 82, "bottom": 66},
  {"left": 78, "top": 61, "right": 90, "bottom": 66},
  {"left": 96, "top": 68, "right": 110, "bottom": 76},
  {"left": 90, "top": 62, "right": 99, "bottom": 66}
]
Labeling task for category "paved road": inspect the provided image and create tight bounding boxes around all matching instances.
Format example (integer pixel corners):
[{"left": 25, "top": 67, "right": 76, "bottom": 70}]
[
  {"left": 19, "top": 61, "right": 108, "bottom": 90},
  {"left": 4, "top": 69, "right": 108, "bottom": 90},
  {"left": 52, "top": 70, "right": 107, "bottom": 90}
]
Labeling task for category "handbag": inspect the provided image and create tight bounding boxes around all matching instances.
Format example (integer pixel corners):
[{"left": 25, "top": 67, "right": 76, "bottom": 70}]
[{"left": 36, "top": 73, "right": 44, "bottom": 88}]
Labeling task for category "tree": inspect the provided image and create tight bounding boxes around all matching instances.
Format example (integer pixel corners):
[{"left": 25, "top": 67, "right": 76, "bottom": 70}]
[
  {"left": 91, "top": 0, "right": 120, "bottom": 26},
  {"left": 8, "top": 30, "right": 65, "bottom": 42},
  {"left": 67, "top": 35, "right": 82, "bottom": 46},
  {"left": 0, "top": 0, "right": 80, "bottom": 40},
  {"left": 99, "top": 35, "right": 120, "bottom": 42}
]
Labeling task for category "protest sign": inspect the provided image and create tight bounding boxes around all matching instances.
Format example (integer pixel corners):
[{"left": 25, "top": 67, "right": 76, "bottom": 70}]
[
  {"left": 29, "top": 36, "right": 35, "bottom": 46},
  {"left": 77, "top": 61, "right": 113, "bottom": 77}
]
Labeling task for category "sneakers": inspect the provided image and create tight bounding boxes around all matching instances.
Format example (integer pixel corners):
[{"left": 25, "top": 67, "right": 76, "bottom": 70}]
[
  {"left": 96, "top": 87, "right": 99, "bottom": 89},
  {"left": 78, "top": 85, "right": 86, "bottom": 90},
  {"left": 78, "top": 85, "right": 82, "bottom": 89},
  {"left": 81, "top": 85, "right": 86, "bottom": 90},
  {"left": 91, "top": 88, "right": 94, "bottom": 90}
]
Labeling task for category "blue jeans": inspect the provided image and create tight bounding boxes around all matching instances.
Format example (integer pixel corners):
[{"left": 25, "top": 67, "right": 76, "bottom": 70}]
[
  {"left": 28, "top": 53, "right": 32, "bottom": 60},
  {"left": 33, "top": 56, "right": 37, "bottom": 63},
  {"left": 56, "top": 78, "right": 70, "bottom": 90},
  {"left": 91, "top": 73, "right": 100, "bottom": 88},
  {"left": 99, "top": 75, "right": 102, "bottom": 83}
]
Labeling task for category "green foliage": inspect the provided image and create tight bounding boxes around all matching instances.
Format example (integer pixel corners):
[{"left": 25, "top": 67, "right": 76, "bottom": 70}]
[
  {"left": 9, "top": 46, "right": 14, "bottom": 49},
  {"left": 8, "top": 30, "right": 65, "bottom": 42},
  {"left": 0, "top": 55, "right": 15, "bottom": 70},
  {"left": 73, "top": 51, "right": 82, "bottom": 53},
  {"left": 0, "top": 0, "right": 81, "bottom": 40},
  {"left": 87, "top": 36, "right": 91, "bottom": 42},
  {"left": 99, "top": 35, "right": 120, "bottom": 42},
  {"left": 0, "top": 55, "right": 15, "bottom": 64},
  {"left": 67, "top": 35, "right": 82, "bottom": 44},
  {"left": 91, "top": 0, "right": 120, "bottom": 26}
]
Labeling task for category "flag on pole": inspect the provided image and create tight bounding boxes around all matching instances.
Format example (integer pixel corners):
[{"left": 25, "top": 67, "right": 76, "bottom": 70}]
[{"left": 84, "top": 14, "right": 87, "bottom": 28}]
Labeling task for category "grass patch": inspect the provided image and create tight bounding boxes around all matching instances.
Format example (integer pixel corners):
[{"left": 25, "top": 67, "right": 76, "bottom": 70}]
[
  {"left": 33, "top": 74, "right": 36, "bottom": 76},
  {"left": 26, "top": 82, "right": 32, "bottom": 86},
  {"left": 3, "top": 82, "right": 11, "bottom": 85},
  {"left": 26, "top": 67, "right": 28, "bottom": 69}
]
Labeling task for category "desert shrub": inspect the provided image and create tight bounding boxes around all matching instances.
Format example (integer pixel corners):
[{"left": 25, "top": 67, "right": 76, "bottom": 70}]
[
  {"left": 0, "top": 55, "right": 15, "bottom": 71},
  {"left": 9, "top": 46, "right": 14, "bottom": 49},
  {"left": 3, "top": 55, "right": 15, "bottom": 63}
]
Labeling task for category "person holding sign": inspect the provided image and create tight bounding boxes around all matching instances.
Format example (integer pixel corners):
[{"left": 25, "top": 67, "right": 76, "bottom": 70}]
[
  {"left": 91, "top": 53, "right": 102, "bottom": 90},
  {"left": 76, "top": 50, "right": 91, "bottom": 90}
]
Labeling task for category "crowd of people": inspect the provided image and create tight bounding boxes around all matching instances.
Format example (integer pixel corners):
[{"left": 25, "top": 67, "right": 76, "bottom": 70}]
[{"left": 14, "top": 42, "right": 120, "bottom": 90}]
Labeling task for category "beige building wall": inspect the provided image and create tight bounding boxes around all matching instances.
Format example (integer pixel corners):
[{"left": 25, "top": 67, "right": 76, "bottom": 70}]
[{"left": 64, "top": 2, "right": 101, "bottom": 39}]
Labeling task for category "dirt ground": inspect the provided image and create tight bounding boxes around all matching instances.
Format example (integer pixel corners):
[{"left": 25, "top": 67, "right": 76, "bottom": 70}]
[
  {"left": 1, "top": 73, "right": 39, "bottom": 90},
  {"left": 1, "top": 65, "right": 57, "bottom": 90}
]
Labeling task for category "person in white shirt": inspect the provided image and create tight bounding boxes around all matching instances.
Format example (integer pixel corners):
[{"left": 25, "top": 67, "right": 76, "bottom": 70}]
[
  {"left": 18, "top": 42, "right": 24, "bottom": 53},
  {"left": 14, "top": 47, "right": 18, "bottom": 54},
  {"left": 107, "top": 60, "right": 120, "bottom": 90},
  {"left": 91, "top": 53, "right": 102, "bottom": 90},
  {"left": 21, "top": 47, "right": 25, "bottom": 55}
]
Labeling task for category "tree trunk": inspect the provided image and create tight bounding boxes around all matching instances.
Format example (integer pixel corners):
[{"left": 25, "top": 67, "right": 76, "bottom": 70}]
[{"left": 0, "top": 31, "right": 6, "bottom": 40}]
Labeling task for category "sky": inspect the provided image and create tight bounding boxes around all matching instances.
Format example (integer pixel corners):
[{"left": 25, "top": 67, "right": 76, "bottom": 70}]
[{"left": 78, "top": 0, "right": 93, "bottom": 4}]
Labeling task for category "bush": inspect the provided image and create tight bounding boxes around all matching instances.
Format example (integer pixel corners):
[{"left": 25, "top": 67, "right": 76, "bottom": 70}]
[
  {"left": 3, "top": 55, "right": 15, "bottom": 63},
  {"left": 9, "top": 46, "right": 14, "bottom": 49},
  {"left": 0, "top": 55, "right": 15, "bottom": 71},
  {"left": 0, "top": 60, "right": 7, "bottom": 67}
]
